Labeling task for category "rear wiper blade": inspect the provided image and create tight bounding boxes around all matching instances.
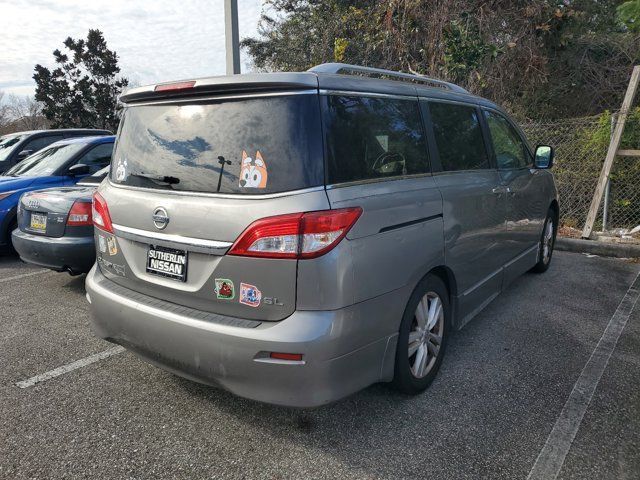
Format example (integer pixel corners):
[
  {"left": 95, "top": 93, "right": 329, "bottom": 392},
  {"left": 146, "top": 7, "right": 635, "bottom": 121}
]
[{"left": 130, "top": 172, "right": 180, "bottom": 185}]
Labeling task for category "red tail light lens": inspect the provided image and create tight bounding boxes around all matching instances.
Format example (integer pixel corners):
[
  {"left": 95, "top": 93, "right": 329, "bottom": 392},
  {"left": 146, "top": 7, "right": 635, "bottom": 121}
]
[
  {"left": 270, "top": 352, "right": 303, "bottom": 361},
  {"left": 67, "top": 200, "right": 93, "bottom": 226},
  {"left": 154, "top": 80, "right": 196, "bottom": 92},
  {"left": 92, "top": 192, "right": 113, "bottom": 233},
  {"left": 228, "top": 207, "right": 362, "bottom": 259}
]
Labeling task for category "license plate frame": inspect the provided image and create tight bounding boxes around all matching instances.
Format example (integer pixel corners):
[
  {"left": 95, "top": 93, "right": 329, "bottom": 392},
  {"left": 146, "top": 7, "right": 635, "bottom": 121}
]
[
  {"left": 146, "top": 245, "right": 188, "bottom": 282},
  {"left": 30, "top": 212, "right": 47, "bottom": 232}
]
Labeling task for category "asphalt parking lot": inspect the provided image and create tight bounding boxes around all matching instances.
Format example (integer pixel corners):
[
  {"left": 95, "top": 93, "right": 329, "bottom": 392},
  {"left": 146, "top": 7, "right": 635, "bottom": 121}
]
[{"left": 1, "top": 251, "right": 639, "bottom": 479}]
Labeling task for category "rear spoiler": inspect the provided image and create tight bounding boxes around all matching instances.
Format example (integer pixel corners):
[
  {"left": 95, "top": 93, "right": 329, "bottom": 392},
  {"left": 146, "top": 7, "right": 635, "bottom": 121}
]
[{"left": 119, "top": 72, "right": 319, "bottom": 104}]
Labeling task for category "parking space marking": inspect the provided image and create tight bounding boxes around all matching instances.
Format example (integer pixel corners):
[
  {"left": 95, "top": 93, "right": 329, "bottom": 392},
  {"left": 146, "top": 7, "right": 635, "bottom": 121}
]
[
  {"left": 0, "top": 269, "right": 49, "bottom": 283},
  {"left": 527, "top": 272, "right": 640, "bottom": 480},
  {"left": 16, "top": 346, "right": 125, "bottom": 388}
]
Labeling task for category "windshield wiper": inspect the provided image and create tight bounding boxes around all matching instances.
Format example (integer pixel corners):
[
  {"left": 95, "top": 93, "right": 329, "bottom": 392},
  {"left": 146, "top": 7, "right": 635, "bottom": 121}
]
[{"left": 129, "top": 172, "right": 180, "bottom": 186}]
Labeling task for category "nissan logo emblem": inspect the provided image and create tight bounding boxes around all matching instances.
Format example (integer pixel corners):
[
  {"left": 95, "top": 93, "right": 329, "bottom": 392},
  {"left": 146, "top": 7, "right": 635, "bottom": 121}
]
[{"left": 152, "top": 207, "right": 169, "bottom": 230}]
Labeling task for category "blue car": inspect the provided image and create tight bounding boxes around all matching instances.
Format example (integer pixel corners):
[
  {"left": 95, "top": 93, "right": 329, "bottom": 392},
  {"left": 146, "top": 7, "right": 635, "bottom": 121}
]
[{"left": 0, "top": 135, "right": 115, "bottom": 251}]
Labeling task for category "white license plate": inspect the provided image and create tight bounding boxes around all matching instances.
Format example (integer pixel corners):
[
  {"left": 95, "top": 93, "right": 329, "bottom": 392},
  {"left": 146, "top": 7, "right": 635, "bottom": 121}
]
[
  {"left": 146, "top": 245, "right": 188, "bottom": 282},
  {"left": 30, "top": 213, "right": 47, "bottom": 231}
]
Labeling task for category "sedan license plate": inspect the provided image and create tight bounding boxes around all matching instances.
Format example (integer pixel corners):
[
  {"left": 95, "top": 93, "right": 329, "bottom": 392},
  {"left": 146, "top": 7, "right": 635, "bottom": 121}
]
[
  {"left": 146, "top": 245, "right": 188, "bottom": 282},
  {"left": 30, "top": 213, "right": 47, "bottom": 231}
]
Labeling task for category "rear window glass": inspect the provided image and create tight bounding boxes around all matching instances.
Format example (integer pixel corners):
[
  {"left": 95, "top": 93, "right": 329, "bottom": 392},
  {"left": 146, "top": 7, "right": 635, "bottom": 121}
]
[
  {"left": 322, "top": 95, "right": 429, "bottom": 184},
  {"left": 428, "top": 102, "right": 489, "bottom": 171},
  {"left": 111, "top": 95, "right": 323, "bottom": 194}
]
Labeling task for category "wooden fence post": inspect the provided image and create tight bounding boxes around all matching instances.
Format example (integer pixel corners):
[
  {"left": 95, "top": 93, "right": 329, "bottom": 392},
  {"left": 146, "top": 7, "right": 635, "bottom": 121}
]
[{"left": 582, "top": 66, "right": 640, "bottom": 238}]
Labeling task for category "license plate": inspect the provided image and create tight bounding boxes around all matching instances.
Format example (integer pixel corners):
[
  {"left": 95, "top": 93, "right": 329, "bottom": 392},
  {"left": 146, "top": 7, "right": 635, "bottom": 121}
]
[
  {"left": 146, "top": 245, "right": 188, "bottom": 282},
  {"left": 30, "top": 213, "right": 47, "bottom": 231}
]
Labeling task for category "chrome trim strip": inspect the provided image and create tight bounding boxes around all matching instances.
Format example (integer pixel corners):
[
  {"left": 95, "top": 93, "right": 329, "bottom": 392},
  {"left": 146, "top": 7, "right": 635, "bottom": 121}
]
[
  {"left": 253, "top": 358, "right": 306, "bottom": 366},
  {"left": 324, "top": 173, "right": 432, "bottom": 190},
  {"left": 124, "top": 89, "right": 318, "bottom": 107},
  {"left": 319, "top": 89, "right": 418, "bottom": 101},
  {"left": 106, "top": 180, "right": 325, "bottom": 200},
  {"left": 462, "top": 267, "right": 503, "bottom": 298},
  {"left": 503, "top": 244, "right": 539, "bottom": 268},
  {"left": 112, "top": 224, "right": 232, "bottom": 255}
]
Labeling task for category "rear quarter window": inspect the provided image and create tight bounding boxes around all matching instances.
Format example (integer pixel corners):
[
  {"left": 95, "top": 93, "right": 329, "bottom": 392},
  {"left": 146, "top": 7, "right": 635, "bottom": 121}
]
[{"left": 111, "top": 94, "right": 323, "bottom": 194}]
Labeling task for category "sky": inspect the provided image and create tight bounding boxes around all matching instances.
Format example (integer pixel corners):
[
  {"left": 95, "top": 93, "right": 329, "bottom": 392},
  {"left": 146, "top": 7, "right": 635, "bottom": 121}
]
[{"left": 0, "top": 0, "right": 266, "bottom": 98}]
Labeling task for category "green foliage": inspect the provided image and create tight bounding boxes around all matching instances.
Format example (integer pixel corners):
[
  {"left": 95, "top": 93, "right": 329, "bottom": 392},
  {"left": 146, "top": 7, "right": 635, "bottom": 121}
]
[
  {"left": 576, "top": 108, "right": 640, "bottom": 227},
  {"left": 242, "top": 0, "right": 640, "bottom": 120},
  {"left": 618, "top": 0, "right": 640, "bottom": 32},
  {"left": 581, "top": 108, "right": 640, "bottom": 153},
  {"left": 334, "top": 37, "right": 348, "bottom": 62},
  {"left": 442, "top": 18, "right": 498, "bottom": 85},
  {"left": 33, "top": 29, "right": 128, "bottom": 131}
]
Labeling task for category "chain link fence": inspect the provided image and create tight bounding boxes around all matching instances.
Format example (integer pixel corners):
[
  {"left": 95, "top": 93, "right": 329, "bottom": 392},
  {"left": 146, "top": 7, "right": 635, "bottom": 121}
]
[{"left": 521, "top": 110, "right": 640, "bottom": 233}]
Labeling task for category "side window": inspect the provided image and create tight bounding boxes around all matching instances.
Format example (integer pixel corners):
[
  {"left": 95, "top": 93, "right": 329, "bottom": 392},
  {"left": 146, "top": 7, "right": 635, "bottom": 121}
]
[
  {"left": 75, "top": 143, "right": 114, "bottom": 173},
  {"left": 322, "top": 95, "right": 429, "bottom": 184},
  {"left": 484, "top": 110, "right": 530, "bottom": 169},
  {"left": 23, "top": 135, "right": 63, "bottom": 154},
  {"left": 428, "top": 102, "right": 489, "bottom": 171}
]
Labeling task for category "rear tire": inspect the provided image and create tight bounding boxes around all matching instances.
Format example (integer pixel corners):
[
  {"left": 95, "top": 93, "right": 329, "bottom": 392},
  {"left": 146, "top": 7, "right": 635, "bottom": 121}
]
[
  {"left": 392, "top": 274, "right": 450, "bottom": 395},
  {"left": 531, "top": 208, "right": 556, "bottom": 273}
]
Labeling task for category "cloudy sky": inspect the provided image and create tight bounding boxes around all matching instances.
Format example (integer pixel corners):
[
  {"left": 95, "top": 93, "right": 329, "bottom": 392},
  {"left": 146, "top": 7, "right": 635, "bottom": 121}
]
[{"left": 0, "top": 0, "right": 266, "bottom": 98}]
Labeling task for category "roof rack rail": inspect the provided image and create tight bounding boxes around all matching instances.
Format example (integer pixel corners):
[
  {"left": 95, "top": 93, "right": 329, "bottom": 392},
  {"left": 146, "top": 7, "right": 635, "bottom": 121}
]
[{"left": 308, "top": 63, "right": 469, "bottom": 94}]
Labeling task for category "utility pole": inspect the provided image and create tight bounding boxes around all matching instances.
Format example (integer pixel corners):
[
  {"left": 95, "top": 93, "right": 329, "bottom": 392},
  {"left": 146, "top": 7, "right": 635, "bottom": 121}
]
[{"left": 224, "top": 0, "right": 241, "bottom": 75}]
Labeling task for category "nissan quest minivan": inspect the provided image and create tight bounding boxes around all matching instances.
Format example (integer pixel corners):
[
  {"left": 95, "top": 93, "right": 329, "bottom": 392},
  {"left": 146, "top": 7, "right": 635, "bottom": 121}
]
[{"left": 86, "top": 64, "right": 558, "bottom": 407}]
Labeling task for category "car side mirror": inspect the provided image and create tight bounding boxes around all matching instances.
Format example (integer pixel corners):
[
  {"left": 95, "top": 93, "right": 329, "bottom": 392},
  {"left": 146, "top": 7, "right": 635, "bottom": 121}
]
[
  {"left": 67, "top": 163, "right": 90, "bottom": 176},
  {"left": 534, "top": 145, "right": 554, "bottom": 169},
  {"left": 17, "top": 149, "right": 33, "bottom": 159}
]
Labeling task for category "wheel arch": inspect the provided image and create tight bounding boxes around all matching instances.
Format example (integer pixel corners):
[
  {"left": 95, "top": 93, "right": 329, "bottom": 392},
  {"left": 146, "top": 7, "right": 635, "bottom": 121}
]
[
  {"left": 426, "top": 265, "right": 459, "bottom": 328},
  {"left": 429, "top": 265, "right": 457, "bottom": 301},
  {"left": 545, "top": 199, "right": 560, "bottom": 240},
  {"left": 1, "top": 206, "right": 18, "bottom": 246},
  {"left": 549, "top": 199, "right": 559, "bottom": 225}
]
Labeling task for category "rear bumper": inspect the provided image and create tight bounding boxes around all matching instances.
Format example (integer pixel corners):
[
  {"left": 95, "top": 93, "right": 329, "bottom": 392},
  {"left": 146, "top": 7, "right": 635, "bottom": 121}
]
[
  {"left": 12, "top": 229, "right": 95, "bottom": 273},
  {"left": 85, "top": 266, "right": 398, "bottom": 408}
]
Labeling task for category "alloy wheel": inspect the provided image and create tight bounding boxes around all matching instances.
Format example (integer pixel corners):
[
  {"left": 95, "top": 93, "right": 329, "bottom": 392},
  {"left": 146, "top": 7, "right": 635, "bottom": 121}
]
[
  {"left": 408, "top": 291, "right": 444, "bottom": 379},
  {"left": 542, "top": 219, "right": 554, "bottom": 264}
]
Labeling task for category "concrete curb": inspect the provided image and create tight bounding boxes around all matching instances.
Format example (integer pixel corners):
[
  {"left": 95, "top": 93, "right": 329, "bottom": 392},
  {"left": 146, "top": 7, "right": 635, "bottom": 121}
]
[{"left": 556, "top": 237, "right": 640, "bottom": 258}]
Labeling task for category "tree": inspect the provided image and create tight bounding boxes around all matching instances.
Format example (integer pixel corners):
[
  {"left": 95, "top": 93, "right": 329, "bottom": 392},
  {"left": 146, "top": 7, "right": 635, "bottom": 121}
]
[
  {"left": 33, "top": 29, "right": 128, "bottom": 131},
  {"left": 242, "top": 1, "right": 640, "bottom": 120},
  {"left": 0, "top": 91, "right": 10, "bottom": 131},
  {"left": 6, "top": 94, "right": 48, "bottom": 131},
  {"left": 618, "top": 0, "right": 640, "bottom": 32}
]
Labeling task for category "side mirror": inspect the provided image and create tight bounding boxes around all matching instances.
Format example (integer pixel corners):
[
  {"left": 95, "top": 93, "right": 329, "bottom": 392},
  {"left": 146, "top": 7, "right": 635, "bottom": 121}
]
[
  {"left": 534, "top": 145, "right": 554, "bottom": 169},
  {"left": 17, "top": 150, "right": 33, "bottom": 159},
  {"left": 67, "top": 163, "right": 90, "bottom": 176}
]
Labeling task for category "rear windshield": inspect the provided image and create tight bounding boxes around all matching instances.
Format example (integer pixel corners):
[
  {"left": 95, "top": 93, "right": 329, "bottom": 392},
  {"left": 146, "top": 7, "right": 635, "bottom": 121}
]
[{"left": 112, "top": 95, "right": 323, "bottom": 194}]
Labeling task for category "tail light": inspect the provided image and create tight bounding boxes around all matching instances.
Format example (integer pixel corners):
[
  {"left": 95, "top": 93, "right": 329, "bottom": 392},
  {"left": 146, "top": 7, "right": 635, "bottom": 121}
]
[
  {"left": 92, "top": 192, "right": 113, "bottom": 233},
  {"left": 228, "top": 207, "right": 362, "bottom": 260},
  {"left": 154, "top": 80, "right": 195, "bottom": 92},
  {"left": 67, "top": 200, "right": 93, "bottom": 226}
]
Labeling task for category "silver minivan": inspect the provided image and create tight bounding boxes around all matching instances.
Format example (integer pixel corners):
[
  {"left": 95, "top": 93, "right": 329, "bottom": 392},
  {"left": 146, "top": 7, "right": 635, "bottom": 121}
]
[{"left": 86, "top": 64, "right": 558, "bottom": 407}]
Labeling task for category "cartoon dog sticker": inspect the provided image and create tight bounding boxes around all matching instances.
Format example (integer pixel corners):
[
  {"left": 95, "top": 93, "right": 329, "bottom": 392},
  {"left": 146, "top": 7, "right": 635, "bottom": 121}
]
[
  {"left": 239, "top": 150, "right": 268, "bottom": 189},
  {"left": 115, "top": 157, "right": 128, "bottom": 182}
]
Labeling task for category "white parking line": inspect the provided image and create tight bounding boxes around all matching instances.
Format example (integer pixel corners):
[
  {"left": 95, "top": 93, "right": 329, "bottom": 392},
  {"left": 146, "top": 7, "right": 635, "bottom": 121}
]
[
  {"left": 0, "top": 269, "right": 49, "bottom": 283},
  {"left": 16, "top": 346, "right": 126, "bottom": 388},
  {"left": 527, "top": 271, "right": 640, "bottom": 480}
]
